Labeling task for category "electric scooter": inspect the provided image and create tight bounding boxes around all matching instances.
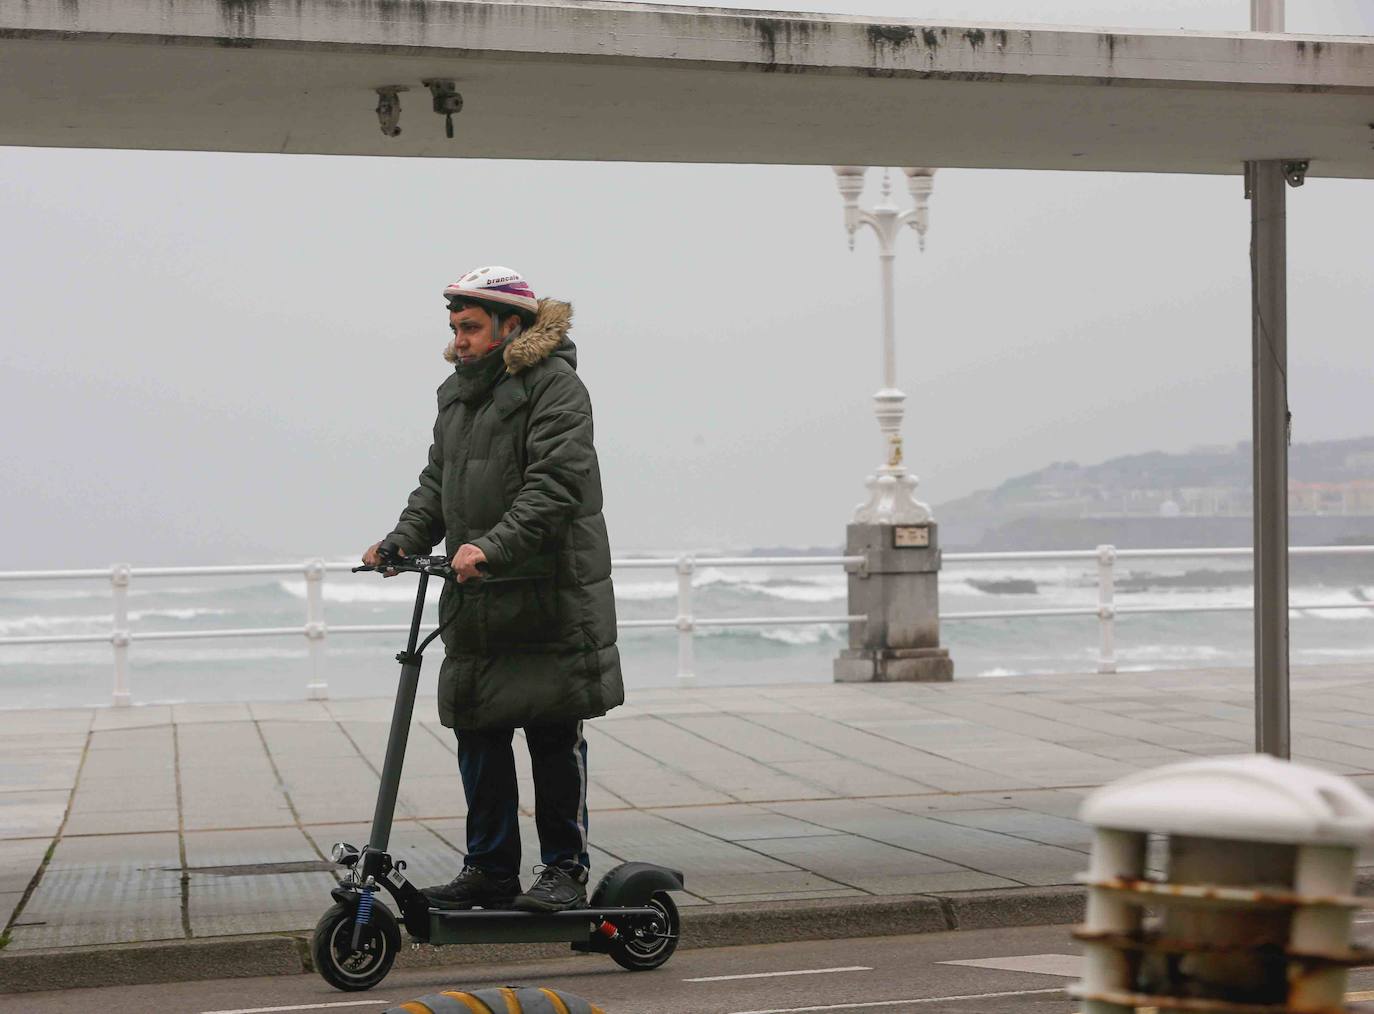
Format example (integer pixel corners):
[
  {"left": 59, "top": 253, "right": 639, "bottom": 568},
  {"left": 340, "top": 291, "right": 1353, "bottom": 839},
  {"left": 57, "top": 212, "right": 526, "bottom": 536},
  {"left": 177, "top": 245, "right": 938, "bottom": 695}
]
[{"left": 312, "top": 544, "right": 684, "bottom": 991}]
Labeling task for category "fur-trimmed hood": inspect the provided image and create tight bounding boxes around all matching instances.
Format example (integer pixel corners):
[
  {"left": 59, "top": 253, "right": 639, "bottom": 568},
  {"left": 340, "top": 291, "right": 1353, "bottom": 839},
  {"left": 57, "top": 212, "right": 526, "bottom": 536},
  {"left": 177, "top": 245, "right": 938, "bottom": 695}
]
[{"left": 444, "top": 298, "right": 573, "bottom": 375}]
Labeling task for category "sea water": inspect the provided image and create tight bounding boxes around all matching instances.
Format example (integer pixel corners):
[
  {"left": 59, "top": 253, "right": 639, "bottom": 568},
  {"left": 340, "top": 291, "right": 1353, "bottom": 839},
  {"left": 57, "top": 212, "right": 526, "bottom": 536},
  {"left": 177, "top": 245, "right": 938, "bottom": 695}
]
[{"left": 1, "top": 553, "right": 1370, "bottom": 710}]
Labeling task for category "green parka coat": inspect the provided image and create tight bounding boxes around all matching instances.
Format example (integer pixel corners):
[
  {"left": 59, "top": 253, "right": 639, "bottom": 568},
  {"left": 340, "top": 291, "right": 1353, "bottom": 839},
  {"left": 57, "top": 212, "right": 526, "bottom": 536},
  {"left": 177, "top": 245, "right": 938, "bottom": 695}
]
[{"left": 385, "top": 299, "right": 624, "bottom": 730}]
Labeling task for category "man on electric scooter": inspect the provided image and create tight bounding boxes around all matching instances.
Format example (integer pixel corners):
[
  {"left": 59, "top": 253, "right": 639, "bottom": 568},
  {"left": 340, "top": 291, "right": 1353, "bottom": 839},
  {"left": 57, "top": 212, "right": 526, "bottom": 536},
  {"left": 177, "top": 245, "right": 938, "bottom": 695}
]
[{"left": 362, "top": 266, "right": 624, "bottom": 914}]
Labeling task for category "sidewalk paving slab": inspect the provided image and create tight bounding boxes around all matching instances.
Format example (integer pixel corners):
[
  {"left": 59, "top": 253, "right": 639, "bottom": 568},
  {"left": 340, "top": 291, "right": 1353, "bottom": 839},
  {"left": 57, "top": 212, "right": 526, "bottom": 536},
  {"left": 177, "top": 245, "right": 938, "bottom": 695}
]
[{"left": 3, "top": 662, "right": 1373, "bottom": 993}]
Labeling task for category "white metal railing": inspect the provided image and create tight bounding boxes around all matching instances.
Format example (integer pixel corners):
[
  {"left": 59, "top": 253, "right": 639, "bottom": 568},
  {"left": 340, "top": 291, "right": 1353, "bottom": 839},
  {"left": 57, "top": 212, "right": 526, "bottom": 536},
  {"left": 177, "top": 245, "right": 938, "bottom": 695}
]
[
  {"left": 942, "top": 545, "right": 1374, "bottom": 674},
  {"left": 2, "top": 545, "right": 1370, "bottom": 704},
  {"left": 0, "top": 555, "right": 866, "bottom": 705}
]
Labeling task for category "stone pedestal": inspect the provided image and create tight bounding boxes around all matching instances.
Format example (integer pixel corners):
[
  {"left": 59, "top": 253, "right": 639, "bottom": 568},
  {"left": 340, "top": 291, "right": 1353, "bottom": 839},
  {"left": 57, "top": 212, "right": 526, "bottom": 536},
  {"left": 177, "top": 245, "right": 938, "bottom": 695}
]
[{"left": 834, "top": 521, "right": 953, "bottom": 682}]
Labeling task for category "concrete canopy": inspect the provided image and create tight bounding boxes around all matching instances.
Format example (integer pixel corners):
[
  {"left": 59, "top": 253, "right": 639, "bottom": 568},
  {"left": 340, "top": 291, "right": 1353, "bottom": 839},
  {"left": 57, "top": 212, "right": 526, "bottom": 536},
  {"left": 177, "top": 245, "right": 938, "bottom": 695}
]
[{"left": 2, "top": 1, "right": 1373, "bottom": 177}]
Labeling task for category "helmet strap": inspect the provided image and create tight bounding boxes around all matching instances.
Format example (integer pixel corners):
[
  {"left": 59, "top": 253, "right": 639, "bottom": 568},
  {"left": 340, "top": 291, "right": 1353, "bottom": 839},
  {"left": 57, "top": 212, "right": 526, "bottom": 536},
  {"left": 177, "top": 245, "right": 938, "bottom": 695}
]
[{"left": 488, "top": 308, "right": 503, "bottom": 348}]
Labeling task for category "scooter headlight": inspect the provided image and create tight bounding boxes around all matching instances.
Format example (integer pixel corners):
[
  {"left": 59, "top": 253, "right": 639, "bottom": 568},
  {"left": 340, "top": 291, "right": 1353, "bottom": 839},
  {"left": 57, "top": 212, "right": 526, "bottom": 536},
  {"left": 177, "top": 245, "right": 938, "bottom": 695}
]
[{"left": 330, "top": 842, "right": 360, "bottom": 867}]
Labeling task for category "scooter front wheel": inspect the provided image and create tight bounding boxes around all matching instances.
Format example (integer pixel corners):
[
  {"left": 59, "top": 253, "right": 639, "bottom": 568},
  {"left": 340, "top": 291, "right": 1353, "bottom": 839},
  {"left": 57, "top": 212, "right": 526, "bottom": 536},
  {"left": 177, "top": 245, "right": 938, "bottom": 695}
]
[{"left": 311, "top": 901, "right": 400, "bottom": 991}]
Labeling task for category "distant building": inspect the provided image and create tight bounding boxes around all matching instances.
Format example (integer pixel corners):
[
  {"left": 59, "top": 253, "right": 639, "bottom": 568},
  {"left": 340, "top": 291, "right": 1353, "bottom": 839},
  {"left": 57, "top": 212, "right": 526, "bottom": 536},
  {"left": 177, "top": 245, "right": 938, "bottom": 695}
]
[{"left": 1289, "top": 480, "right": 1374, "bottom": 516}]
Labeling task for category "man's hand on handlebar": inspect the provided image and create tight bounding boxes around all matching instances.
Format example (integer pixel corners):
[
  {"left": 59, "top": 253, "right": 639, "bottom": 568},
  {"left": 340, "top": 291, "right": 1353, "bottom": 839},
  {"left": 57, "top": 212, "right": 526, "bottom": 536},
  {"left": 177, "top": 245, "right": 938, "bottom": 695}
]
[
  {"left": 451, "top": 544, "right": 487, "bottom": 583},
  {"left": 362, "top": 541, "right": 405, "bottom": 577}
]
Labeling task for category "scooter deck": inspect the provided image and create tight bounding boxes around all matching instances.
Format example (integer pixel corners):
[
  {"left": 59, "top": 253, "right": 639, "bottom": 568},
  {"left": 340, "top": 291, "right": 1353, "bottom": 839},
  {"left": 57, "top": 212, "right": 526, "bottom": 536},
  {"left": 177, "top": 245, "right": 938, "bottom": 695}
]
[{"left": 427, "top": 905, "right": 660, "bottom": 945}]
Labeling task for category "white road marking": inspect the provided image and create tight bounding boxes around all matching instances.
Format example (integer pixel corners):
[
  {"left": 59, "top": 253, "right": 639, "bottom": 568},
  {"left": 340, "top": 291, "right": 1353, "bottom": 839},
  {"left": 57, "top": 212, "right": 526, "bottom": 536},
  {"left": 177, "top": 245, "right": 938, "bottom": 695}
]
[
  {"left": 687, "top": 965, "right": 872, "bottom": 982},
  {"left": 940, "top": 953, "right": 1085, "bottom": 978},
  {"left": 200, "top": 1001, "right": 394, "bottom": 1014},
  {"left": 726, "top": 987, "right": 1066, "bottom": 1013}
]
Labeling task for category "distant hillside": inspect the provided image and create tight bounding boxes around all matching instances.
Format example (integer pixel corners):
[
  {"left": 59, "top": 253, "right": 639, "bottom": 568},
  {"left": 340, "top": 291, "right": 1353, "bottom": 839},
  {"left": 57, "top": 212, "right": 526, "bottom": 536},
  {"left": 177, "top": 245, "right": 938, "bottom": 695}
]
[{"left": 937, "top": 436, "right": 1374, "bottom": 550}]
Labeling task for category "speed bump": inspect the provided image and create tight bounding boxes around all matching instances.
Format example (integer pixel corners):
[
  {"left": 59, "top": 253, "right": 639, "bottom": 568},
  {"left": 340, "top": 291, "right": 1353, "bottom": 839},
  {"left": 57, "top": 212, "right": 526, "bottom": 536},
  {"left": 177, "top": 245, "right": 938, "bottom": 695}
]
[{"left": 384, "top": 986, "right": 607, "bottom": 1013}]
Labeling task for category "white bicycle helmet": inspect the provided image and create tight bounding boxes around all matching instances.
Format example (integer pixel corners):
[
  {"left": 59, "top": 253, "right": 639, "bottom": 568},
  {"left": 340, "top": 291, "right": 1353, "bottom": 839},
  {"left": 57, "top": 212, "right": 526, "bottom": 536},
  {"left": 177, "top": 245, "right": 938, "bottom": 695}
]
[{"left": 442, "top": 266, "right": 538, "bottom": 317}]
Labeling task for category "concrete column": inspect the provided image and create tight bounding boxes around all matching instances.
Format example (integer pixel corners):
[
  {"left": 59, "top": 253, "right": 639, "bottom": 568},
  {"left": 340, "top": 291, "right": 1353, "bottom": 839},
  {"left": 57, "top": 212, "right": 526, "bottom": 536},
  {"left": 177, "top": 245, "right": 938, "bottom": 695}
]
[{"left": 834, "top": 522, "right": 953, "bottom": 682}]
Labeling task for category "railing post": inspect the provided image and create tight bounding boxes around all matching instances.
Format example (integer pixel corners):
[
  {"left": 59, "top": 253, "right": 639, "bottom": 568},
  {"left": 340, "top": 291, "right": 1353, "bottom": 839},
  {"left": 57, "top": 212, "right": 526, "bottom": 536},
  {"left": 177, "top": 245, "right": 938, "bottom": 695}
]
[
  {"left": 1097, "top": 544, "right": 1117, "bottom": 674},
  {"left": 111, "top": 563, "right": 131, "bottom": 707},
  {"left": 304, "top": 559, "right": 328, "bottom": 700},
  {"left": 675, "top": 555, "right": 695, "bottom": 684}
]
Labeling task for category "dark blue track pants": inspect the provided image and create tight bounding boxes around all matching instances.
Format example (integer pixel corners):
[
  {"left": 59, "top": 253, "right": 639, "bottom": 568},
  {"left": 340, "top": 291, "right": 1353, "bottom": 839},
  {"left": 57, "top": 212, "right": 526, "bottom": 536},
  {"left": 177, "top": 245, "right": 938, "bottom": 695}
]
[{"left": 455, "top": 721, "right": 590, "bottom": 878}]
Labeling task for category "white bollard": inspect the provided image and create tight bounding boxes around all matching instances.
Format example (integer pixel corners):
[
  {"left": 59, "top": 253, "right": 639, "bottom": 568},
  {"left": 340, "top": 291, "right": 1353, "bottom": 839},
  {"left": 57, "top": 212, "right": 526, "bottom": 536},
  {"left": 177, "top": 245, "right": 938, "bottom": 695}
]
[
  {"left": 1072, "top": 755, "right": 1374, "bottom": 1012},
  {"left": 111, "top": 563, "right": 131, "bottom": 707}
]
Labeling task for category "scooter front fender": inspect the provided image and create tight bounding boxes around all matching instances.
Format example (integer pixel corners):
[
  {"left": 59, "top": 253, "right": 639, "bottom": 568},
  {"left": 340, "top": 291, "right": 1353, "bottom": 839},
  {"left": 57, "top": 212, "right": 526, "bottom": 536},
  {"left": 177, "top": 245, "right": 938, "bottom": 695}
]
[{"left": 330, "top": 880, "right": 431, "bottom": 942}]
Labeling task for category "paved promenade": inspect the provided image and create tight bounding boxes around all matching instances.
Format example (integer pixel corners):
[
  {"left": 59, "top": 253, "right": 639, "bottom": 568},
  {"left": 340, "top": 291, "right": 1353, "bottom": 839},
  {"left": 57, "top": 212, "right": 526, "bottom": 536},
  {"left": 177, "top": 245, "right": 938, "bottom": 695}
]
[{"left": 3, "top": 663, "right": 1373, "bottom": 989}]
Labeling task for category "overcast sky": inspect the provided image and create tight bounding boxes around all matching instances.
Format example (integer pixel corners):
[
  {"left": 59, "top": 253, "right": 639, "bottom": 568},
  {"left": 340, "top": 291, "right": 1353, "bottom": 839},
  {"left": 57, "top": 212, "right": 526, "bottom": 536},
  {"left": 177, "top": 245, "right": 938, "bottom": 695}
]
[{"left": 2, "top": 0, "right": 1372, "bottom": 567}]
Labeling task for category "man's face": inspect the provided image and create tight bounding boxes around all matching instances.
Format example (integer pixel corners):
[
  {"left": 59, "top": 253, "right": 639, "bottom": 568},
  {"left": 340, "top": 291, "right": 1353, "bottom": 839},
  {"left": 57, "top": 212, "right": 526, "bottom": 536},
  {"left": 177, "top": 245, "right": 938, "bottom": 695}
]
[{"left": 449, "top": 306, "right": 498, "bottom": 364}]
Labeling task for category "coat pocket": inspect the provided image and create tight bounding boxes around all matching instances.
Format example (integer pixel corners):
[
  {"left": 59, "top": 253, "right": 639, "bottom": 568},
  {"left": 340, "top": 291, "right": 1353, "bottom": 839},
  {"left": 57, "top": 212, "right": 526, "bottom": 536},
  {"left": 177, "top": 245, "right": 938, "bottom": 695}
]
[
  {"left": 480, "top": 576, "right": 561, "bottom": 651},
  {"left": 440, "top": 583, "right": 483, "bottom": 653}
]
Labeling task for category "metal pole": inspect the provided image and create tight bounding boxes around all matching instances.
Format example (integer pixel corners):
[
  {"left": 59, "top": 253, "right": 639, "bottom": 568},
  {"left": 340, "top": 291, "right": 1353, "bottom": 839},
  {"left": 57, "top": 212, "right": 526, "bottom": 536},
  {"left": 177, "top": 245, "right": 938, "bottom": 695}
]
[
  {"left": 1248, "top": 0, "right": 1289, "bottom": 759},
  {"left": 1249, "top": 159, "right": 1290, "bottom": 759},
  {"left": 879, "top": 249, "right": 897, "bottom": 391},
  {"left": 368, "top": 570, "right": 429, "bottom": 852},
  {"left": 1250, "top": 0, "right": 1283, "bottom": 33},
  {"left": 1096, "top": 545, "right": 1117, "bottom": 674},
  {"left": 304, "top": 559, "right": 328, "bottom": 700},
  {"left": 111, "top": 564, "right": 131, "bottom": 706},
  {"left": 676, "top": 556, "right": 695, "bottom": 683}
]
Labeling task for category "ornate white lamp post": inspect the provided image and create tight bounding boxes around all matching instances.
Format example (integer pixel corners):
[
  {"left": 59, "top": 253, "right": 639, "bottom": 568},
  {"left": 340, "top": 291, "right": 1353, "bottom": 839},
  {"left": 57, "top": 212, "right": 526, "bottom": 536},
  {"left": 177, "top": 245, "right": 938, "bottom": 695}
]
[
  {"left": 830, "top": 165, "right": 952, "bottom": 684},
  {"left": 832, "top": 166, "right": 936, "bottom": 524}
]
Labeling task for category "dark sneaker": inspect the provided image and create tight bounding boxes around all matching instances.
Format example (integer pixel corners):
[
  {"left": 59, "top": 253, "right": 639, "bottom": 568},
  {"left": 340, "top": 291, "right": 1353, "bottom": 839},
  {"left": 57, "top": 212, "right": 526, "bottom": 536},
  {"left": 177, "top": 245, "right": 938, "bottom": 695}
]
[
  {"left": 511, "top": 862, "right": 588, "bottom": 913},
  {"left": 422, "top": 865, "right": 521, "bottom": 910}
]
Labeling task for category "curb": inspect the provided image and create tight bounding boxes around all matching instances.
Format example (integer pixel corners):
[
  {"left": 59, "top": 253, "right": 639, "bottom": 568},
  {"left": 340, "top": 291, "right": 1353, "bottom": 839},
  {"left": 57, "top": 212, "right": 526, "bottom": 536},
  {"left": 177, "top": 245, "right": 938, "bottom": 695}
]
[
  {"left": 0, "top": 885, "right": 1085, "bottom": 995},
  {"left": 0, "top": 934, "right": 307, "bottom": 995}
]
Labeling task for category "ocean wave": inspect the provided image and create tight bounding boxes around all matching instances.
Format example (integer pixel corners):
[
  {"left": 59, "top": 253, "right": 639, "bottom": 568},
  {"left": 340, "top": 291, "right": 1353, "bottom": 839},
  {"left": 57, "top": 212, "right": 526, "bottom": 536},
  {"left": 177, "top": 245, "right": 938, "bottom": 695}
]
[
  {"left": 614, "top": 580, "right": 678, "bottom": 602},
  {"left": 1296, "top": 646, "right": 1374, "bottom": 660},
  {"left": 944, "top": 564, "right": 1094, "bottom": 587},
  {"left": 0, "top": 587, "right": 108, "bottom": 603},
  {"left": 0, "top": 607, "right": 230, "bottom": 635},
  {"left": 976, "top": 666, "right": 1022, "bottom": 677},
  {"left": 129, "top": 607, "right": 231, "bottom": 622},
  {"left": 0, "top": 614, "right": 111, "bottom": 635},
  {"left": 726, "top": 581, "right": 847, "bottom": 604},
  {"left": 696, "top": 624, "right": 843, "bottom": 647},
  {"left": 757, "top": 625, "right": 842, "bottom": 646},
  {"left": 0, "top": 584, "right": 212, "bottom": 603},
  {"left": 279, "top": 579, "right": 426, "bottom": 604},
  {"left": 973, "top": 665, "right": 1065, "bottom": 678},
  {"left": 1289, "top": 588, "right": 1374, "bottom": 620},
  {"left": 1114, "top": 644, "right": 1235, "bottom": 662}
]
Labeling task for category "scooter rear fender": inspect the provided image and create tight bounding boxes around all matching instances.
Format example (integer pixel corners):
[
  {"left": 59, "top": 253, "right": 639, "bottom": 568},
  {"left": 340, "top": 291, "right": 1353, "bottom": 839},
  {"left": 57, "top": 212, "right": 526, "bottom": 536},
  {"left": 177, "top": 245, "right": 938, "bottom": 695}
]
[{"left": 589, "top": 861, "right": 685, "bottom": 907}]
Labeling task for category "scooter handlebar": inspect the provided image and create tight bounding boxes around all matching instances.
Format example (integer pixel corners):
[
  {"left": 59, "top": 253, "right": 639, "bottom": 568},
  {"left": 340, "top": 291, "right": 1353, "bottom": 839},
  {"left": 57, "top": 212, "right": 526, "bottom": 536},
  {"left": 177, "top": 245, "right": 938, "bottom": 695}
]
[{"left": 352, "top": 554, "right": 456, "bottom": 579}]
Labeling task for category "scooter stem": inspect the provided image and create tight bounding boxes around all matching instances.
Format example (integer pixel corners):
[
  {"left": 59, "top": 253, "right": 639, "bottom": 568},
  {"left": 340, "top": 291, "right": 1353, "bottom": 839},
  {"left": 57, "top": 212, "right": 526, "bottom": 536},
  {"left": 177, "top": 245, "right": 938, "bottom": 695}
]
[{"left": 368, "top": 571, "right": 430, "bottom": 852}]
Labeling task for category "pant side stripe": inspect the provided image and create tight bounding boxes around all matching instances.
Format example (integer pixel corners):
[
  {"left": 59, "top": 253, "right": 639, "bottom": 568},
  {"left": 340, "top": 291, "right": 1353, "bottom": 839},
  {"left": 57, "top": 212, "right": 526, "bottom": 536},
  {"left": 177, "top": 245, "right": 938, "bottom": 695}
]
[{"left": 574, "top": 720, "right": 589, "bottom": 858}]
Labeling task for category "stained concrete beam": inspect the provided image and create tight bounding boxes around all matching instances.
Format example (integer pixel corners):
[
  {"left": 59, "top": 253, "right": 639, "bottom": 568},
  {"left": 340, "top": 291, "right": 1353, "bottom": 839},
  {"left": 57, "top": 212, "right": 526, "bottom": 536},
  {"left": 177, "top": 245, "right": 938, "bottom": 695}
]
[{"left": 1, "top": 1, "right": 1372, "bottom": 175}]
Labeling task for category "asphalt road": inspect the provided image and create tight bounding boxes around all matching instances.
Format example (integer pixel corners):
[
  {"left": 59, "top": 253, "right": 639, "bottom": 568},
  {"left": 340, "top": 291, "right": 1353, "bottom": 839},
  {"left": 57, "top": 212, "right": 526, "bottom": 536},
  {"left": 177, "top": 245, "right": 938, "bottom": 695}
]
[{"left": 9, "top": 922, "right": 1374, "bottom": 1014}]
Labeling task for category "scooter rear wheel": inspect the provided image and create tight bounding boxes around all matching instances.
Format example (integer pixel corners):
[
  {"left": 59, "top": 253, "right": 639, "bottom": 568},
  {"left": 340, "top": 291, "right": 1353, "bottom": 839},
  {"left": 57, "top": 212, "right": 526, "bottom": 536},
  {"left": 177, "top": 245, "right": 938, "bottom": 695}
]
[
  {"left": 311, "top": 901, "right": 400, "bottom": 991},
  {"left": 608, "top": 891, "right": 679, "bottom": 971}
]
